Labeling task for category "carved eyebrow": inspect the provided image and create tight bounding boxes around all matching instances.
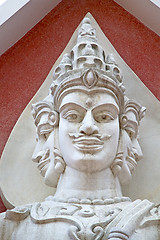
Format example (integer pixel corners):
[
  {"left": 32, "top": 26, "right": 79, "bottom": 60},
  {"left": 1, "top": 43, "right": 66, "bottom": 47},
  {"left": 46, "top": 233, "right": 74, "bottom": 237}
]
[
  {"left": 59, "top": 102, "right": 87, "bottom": 113},
  {"left": 92, "top": 103, "right": 119, "bottom": 115}
]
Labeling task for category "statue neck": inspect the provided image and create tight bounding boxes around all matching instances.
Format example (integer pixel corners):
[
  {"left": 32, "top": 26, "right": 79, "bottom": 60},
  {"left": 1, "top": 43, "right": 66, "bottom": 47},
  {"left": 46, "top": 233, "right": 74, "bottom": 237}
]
[{"left": 54, "top": 166, "right": 122, "bottom": 202}]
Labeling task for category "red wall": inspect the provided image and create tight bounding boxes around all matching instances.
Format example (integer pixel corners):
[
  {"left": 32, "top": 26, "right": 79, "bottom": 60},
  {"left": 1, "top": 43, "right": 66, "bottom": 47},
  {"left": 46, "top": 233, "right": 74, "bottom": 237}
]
[{"left": 0, "top": 0, "right": 160, "bottom": 213}]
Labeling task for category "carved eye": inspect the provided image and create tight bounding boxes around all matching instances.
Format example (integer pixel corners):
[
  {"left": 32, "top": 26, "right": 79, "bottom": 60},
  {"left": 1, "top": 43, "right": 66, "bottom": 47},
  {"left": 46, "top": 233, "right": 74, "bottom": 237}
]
[
  {"left": 62, "top": 110, "right": 83, "bottom": 123},
  {"left": 125, "top": 128, "right": 135, "bottom": 140},
  {"left": 44, "top": 133, "right": 50, "bottom": 140},
  {"left": 79, "top": 29, "right": 86, "bottom": 36},
  {"left": 68, "top": 114, "right": 77, "bottom": 120},
  {"left": 38, "top": 131, "right": 51, "bottom": 141},
  {"left": 95, "top": 112, "right": 114, "bottom": 123},
  {"left": 38, "top": 125, "right": 52, "bottom": 140}
]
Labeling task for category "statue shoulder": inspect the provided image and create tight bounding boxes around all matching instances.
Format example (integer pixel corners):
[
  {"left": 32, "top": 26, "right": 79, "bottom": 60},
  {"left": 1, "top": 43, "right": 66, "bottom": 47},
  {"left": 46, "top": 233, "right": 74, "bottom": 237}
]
[
  {"left": 129, "top": 200, "right": 160, "bottom": 240},
  {"left": 4, "top": 204, "right": 31, "bottom": 221},
  {"left": 0, "top": 204, "right": 32, "bottom": 240},
  {"left": 108, "top": 199, "right": 160, "bottom": 240},
  {"left": 0, "top": 201, "right": 67, "bottom": 240},
  {"left": 140, "top": 202, "right": 160, "bottom": 227},
  {"left": 0, "top": 199, "right": 160, "bottom": 240}
]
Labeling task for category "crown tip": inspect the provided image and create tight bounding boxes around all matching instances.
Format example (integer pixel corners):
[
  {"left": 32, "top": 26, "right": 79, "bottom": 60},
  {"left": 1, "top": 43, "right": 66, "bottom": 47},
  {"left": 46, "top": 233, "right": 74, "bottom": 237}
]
[{"left": 82, "top": 17, "right": 91, "bottom": 25}]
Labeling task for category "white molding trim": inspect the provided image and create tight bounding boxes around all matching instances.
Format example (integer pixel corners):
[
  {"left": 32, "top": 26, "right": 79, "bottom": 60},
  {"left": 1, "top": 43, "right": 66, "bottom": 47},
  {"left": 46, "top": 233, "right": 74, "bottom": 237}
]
[
  {"left": 0, "top": 0, "right": 30, "bottom": 26},
  {"left": 0, "top": 0, "right": 61, "bottom": 56},
  {"left": 114, "top": 0, "right": 160, "bottom": 36},
  {"left": 150, "top": 0, "right": 160, "bottom": 8}
]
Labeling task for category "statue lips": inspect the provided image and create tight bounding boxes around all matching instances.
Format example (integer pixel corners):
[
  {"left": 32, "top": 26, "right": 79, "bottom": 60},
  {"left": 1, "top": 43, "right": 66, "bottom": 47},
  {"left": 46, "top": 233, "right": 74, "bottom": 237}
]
[{"left": 69, "top": 133, "right": 111, "bottom": 154}]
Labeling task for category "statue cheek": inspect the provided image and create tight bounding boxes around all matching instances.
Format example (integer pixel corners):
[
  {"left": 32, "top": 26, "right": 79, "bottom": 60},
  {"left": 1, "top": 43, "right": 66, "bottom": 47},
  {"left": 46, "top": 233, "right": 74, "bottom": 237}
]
[
  {"left": 59, "top": 120, "right": 79, "bottom": 136},
  {"left": 103, "top": 119, "right": 119, "bottom": 140}
]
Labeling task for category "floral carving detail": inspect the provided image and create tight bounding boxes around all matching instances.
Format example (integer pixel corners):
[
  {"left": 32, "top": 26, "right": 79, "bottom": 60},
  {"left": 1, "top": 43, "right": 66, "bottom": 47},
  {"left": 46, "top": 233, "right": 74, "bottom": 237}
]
[
  {"left": 79, "top": 206, "right": 95, "bottom": 218},
  {"left": 68, "top": 225, "right": 84, "bottom": 240},
  {"left": 36, "top": 203, "right": 50, "bottom": 217}
]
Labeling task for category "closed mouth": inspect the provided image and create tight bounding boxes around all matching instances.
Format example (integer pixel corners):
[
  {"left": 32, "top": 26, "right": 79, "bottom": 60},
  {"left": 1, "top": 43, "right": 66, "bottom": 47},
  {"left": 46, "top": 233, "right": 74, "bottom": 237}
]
[
  {"left": 72, "top": 136, "right": 104, "bottom": 153},
  {"left": 36, "top": 149, "right": 50, "bottom": 176}
]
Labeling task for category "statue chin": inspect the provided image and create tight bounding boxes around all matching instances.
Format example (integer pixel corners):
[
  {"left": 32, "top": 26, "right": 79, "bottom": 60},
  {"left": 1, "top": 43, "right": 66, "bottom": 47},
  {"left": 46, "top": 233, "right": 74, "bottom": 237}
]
[{"left": 0, "top": 14, "right": 159, "bottom": 240}]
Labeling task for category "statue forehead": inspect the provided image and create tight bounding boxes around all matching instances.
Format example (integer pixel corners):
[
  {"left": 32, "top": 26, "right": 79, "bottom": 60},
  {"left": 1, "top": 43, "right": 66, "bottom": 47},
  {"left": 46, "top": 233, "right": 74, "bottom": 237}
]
[{"left": 59, "top": 91, "right": 119, "bottom": 110}]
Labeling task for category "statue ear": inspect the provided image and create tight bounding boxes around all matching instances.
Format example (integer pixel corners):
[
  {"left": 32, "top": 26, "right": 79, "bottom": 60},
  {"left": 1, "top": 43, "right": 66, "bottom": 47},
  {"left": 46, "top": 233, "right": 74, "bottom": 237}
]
[{"left": 48, "top": 111, "right": 59, "bottom": 127}]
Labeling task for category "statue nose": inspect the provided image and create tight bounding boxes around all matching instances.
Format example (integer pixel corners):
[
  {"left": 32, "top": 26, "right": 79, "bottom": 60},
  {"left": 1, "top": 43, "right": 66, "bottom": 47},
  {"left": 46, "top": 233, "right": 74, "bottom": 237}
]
[
  {"left": 32, "top": 150, "right": 44, "bottom": 163},
  {"left": 79, "top": 111, "right": 99, "bottom": 135}
]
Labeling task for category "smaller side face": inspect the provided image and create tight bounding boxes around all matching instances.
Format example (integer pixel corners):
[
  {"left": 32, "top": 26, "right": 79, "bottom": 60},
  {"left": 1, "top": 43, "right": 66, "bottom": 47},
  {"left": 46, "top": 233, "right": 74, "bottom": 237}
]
[
  {"left": 32, "top": 128, "right": 54, "bottom": 178},
  {"left": 119, "top": 109, "right": 143, "bottom": 184},
  {"left": 124, "top": 110, "right": 143, "bottom": 172},
  {"left": 58, "top": 91, "right": 120, "bottom": 173}
]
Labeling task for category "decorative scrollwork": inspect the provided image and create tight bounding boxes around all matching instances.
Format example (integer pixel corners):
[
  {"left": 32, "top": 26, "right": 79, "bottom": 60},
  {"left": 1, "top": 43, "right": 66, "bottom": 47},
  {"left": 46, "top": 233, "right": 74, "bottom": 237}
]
[
  {"left": 68, "top": 225, "right": 84, "bottom": 240},
  {"left": 92, "top": 226, "right": 104, "bottom": 240}
]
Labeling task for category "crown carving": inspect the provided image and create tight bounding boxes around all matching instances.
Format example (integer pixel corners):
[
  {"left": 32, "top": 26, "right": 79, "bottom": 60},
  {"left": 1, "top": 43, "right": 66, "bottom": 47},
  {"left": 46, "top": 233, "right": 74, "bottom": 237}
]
[
  {"left": 53, "top": 17, "right": 123, "bottom": 83},
  {"left": 50, "top": 17, "right": 125, "bottom": 111}
]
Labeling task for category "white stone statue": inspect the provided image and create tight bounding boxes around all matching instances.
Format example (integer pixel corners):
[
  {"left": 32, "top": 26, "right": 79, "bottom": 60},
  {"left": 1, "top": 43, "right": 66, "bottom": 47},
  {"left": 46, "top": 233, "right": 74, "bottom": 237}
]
[{"left": 0, "top": 16, "right": 160, "bottom": 240}]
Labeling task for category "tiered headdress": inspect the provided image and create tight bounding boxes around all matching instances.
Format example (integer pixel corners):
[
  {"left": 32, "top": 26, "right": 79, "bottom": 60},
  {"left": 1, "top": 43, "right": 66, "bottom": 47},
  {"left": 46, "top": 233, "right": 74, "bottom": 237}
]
[{"left": 50, "top": 17, "right": 125, "bottom": 112}]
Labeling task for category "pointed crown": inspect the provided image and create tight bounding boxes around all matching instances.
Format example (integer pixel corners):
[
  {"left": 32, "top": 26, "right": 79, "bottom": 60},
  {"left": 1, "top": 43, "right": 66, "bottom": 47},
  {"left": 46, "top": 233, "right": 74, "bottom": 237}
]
[{"left": 51, "top": 17, "right": 125, "bottom": 112}]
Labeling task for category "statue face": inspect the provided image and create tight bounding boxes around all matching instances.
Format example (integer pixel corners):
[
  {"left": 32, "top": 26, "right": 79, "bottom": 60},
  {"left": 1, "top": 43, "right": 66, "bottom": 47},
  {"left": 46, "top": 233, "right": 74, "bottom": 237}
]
[
  {"left": 58, "top": 91, "right": 120, "bottom": 173},
  {"left": 119, "top": 109, "right": 143, "bottom": 184},
  {"left": 32, "top": 129, "right": 53, "bottom": 178},
  {"left": 125, "top": 110, "right": 143, "bottom": 170}
]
